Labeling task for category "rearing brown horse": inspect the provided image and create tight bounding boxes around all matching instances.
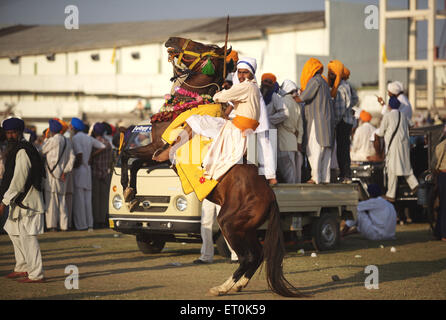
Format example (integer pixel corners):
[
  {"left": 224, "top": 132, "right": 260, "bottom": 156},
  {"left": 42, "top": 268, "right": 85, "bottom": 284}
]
[{"left": 122, "top": 37, "right": 305, "bottom": 297}]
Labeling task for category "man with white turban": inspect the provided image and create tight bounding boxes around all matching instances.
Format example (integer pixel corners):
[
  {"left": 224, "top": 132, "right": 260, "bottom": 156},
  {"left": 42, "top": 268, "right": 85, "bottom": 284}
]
[
  {"left": 377, "top": 81, "right": 413, "bottom": 123},
  {"left": 376, "top": 96, "right": 418, "bottom": 203},
  {"left": 230, "top": 59, "right": 278, "bottom": 185},
  {"left": 202, "top": 57, "right": 262, "bottom": 180},
  {"left": 154, "top": 57, "right": 262, "bottom": 183},
  {"left": 277, "top": 80, "right": 304, "bottom": 183}
]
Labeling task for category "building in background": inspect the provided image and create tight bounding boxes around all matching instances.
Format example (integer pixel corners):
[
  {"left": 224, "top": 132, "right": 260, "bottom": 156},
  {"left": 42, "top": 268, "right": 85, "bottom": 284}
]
[{"left": 0, "top": 0, "right": 443, "bottom": 132}]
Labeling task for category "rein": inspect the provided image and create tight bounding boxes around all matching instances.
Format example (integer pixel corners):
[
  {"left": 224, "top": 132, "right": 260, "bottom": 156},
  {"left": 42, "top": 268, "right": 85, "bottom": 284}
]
[{"left": 174, "top": 73, "right": 221, "bottom": 91}]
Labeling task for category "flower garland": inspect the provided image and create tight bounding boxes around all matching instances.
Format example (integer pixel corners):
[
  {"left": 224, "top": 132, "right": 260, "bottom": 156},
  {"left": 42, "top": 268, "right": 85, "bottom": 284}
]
[{"left": 151, "top": 87, "right": 214, "bottom": 123}]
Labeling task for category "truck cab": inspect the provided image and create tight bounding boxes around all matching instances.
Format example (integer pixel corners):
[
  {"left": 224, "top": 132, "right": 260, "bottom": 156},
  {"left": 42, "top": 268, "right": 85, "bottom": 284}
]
[{"left": 109, "top": 122, "right": 203, "bottom": 253}]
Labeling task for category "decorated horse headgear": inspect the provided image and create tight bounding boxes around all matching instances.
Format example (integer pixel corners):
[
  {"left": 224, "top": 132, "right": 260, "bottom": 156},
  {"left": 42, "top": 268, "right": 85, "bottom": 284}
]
[{"left": 170, "top": 39, "right": 226, "bottom": 76}]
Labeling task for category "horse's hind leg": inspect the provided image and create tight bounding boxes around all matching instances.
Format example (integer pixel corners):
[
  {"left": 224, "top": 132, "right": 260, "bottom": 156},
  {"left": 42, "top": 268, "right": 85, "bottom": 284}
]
[
  {"left": 229, "top": 230, "right": 263, "bottom": 293},
  {"left": 208, "top": 225, "right": 255, "bottom": 296}
]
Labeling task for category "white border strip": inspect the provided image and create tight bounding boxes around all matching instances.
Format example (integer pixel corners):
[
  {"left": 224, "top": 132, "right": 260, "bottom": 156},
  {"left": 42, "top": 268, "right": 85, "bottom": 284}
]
[{"left": 110, "top": 217, "right": 201, "bottom": 224}]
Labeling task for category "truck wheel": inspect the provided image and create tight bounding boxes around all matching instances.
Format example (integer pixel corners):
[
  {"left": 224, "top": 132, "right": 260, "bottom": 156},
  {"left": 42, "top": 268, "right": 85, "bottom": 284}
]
[
  {"left": 215, "top": 233, "right": 231, "bottom": 258},
  {"left": 312, "top": 213, "right": 340, "bottom": 251},
  {"left": 136, "top": 234, "right": 165, "bottom": 254}
]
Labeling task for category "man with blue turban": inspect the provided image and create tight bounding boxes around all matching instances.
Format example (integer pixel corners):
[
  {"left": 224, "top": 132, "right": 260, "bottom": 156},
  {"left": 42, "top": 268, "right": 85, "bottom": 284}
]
[
  {"left": 376, "top": 96, "right": 419, "bottom": 207},
  {"left": 70, "top": 118, "right": 105, "bottom": 231},
  {"left": 41, "top": 119, "right": 75, "bottom": 231},
  {"left": 0, "top": 117, "right": 46, "bottom": 282}
]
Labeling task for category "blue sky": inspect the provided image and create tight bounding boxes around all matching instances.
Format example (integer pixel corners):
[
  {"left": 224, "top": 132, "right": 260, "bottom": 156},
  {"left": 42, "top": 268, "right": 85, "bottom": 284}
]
[
  {"left": 0, "top": 0, "right": 382, "bottom": 25},
  {"left": 1, "top": 0, "right": 442, "bottom": 57}
]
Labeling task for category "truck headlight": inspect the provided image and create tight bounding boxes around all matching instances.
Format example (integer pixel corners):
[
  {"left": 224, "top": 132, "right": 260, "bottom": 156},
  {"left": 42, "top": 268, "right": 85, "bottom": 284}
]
[
  {"left": 175, "top": 196, "right": 187, "bottom": 211},
  {"left": 113, "top": 194, "right": 123, "bottom": 210}
]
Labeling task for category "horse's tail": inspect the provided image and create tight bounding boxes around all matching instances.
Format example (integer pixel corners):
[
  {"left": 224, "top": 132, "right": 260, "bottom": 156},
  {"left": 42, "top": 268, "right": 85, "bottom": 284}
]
[{"left": 263, "top": 199, "right": 306, "bottom": 297}]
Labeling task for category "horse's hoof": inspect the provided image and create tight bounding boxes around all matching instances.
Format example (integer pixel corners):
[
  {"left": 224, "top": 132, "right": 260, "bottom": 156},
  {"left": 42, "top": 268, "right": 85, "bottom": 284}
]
[
  {"left": 129, "top": 199, "right": 139, "bottom": 212},
  {"left": 228, "top": 286, "right": 243, "bottom": 293},
  {"left": 208, "top": 287, "right": 225, "bottom": 296},
  {"left": 124, "top": 188, "right": 135, "bottom": 202}
]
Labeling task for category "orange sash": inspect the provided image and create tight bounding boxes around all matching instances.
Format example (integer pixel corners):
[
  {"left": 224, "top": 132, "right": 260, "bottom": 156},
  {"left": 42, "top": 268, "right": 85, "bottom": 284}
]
[{"left": 232, "top": 115, "right": 259, "bottom": 133}]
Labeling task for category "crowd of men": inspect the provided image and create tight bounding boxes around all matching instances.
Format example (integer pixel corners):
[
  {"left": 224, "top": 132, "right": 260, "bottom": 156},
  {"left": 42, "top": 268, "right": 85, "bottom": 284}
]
[{"left": 188, "top": 56, "right": 446, "bottom": 264}]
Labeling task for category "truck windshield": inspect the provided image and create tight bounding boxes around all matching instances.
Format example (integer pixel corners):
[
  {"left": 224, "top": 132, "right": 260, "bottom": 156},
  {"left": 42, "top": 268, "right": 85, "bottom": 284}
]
[
  {"left": 114, "top": 125, "right": 152, "bottom": 168},
  {"left": 126, "top": 125, "right": 152, "bottom": 150}
]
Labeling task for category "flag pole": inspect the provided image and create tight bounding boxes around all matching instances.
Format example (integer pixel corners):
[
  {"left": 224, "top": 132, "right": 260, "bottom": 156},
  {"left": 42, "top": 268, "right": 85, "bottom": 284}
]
[{"left": 223, "top": 15, "right": 230, "bottom": 79}]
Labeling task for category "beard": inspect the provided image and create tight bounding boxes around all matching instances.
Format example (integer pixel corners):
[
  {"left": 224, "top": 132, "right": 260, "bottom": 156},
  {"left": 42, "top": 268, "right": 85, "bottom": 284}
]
[
  {"left": 5, "top": 138, "right": 19, "bottom": 158},
  {"left": 260, "top": 85, "right": 272, "bottom": 97}
]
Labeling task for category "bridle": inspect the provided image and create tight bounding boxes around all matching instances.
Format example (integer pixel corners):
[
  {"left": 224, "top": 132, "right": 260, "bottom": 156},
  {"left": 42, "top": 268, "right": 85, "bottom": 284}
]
[
  {"left": 172, "top": 39, "right": 225, "bottom": 71},
  {"left": 168, "top": 39, "right": 225, "bottom": 90}
]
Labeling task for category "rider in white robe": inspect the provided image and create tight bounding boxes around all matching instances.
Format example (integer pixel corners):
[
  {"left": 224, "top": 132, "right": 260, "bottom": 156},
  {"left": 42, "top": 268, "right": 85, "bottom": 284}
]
[{"left": 185, "top": 57, "right": 261, "bottom": 181}]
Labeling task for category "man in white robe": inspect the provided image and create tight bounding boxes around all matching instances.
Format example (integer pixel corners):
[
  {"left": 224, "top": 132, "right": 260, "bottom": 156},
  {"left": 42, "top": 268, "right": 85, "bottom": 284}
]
[
  {"left": 350, "top": 110, "right": 377, "bottom": 162},
  {"left": 193, "top": 199, "right": 238, "bottom": 264},
  {"left": 230, "top": 61, "right": 278, "bottom": 185},
  {"left": 260, "top": 73, "right": 288, "bottom": 184},
  {"left": 153, "top": 58, "right": 262, "bottom": 185},
  {"left": 70, "top": 118, "right": 105, "bottom": 231},
  {"left": 0, "top": 118, "right": 46, "bottom": 282},
  {"left": 42, "top": 119, "right": 75, "bottom": 231},
  {"left": 294, "top": 58, "right": 334, "bottom": 184},
  {"left": 376, "top": 97, "right": 418, "bottom": 201},
  {"left": 342, "top": 184, "right": 397, "bottom": 240},
  {"left": 277, "top": 80, "right": 304, "bottom": 183},
  {"left": 157, "top": 57, "right": 261, "bottom": 181}
]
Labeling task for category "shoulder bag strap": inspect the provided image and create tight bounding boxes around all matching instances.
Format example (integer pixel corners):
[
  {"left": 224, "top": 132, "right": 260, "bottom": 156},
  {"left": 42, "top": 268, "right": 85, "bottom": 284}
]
[
  {"left": 48, "top": 137, "right": 67, "bottom": 174},
  {"left": 386, "top": 111, "right": 401, "bottom": 155}
]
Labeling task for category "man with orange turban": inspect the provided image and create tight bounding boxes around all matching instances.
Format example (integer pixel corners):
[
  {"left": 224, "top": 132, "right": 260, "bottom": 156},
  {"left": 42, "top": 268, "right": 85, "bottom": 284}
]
[
  {"left": 295, "top": 58, "right": 334, "bottom": 184},
  {"left": 328, "top": 60, "right": 354, "bottom": 184},
  {"left": 350, "top": 110, "right": 377, "bottom": 162},
  {"left": 260, "top": 72, "right": 288, "bottom": 185}
]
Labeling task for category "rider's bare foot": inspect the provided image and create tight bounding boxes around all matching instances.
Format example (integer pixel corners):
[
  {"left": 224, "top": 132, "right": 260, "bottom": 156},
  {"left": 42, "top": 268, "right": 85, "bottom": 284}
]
[
  {"left": 129, "top": 199, "right": 139, "bottom": 212},
  {"left": 153, "top": 146, "right": 171, "bottom": 162},
  {"left": 268, "top": 178, "right": 278, "bottom": 186},
  {"left": 124, "top": 187, "right": 135, "bottom": 203}
]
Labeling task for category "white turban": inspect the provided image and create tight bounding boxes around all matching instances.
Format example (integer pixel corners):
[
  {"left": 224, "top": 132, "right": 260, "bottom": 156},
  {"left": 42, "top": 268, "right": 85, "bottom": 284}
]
[
  {"left": 387, "top": 81, "right": 404, "bottom": 95},
  {"left": 281, "top": 79, "right": 298, "bottom": 95},
  {"left": 233, "top": 57, "right": 258, "bottom": 85},
  {"left": 236, "top": 57, "right": 257, "bottom": 75},
  {"left": 230, "top": 57, "right": 269, "bottom": 132}
]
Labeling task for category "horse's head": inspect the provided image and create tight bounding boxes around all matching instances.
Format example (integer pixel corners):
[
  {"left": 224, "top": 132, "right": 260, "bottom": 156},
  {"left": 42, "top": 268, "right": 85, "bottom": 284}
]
[{"left": 165, "top": 37, "right": 236, "bottom": 95}]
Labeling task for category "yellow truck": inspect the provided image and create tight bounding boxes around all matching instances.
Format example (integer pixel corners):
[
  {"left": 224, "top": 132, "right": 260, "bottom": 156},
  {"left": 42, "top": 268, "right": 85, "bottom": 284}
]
[{"left": 109, "top": 123, "right": 365, "bottom": 255}]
